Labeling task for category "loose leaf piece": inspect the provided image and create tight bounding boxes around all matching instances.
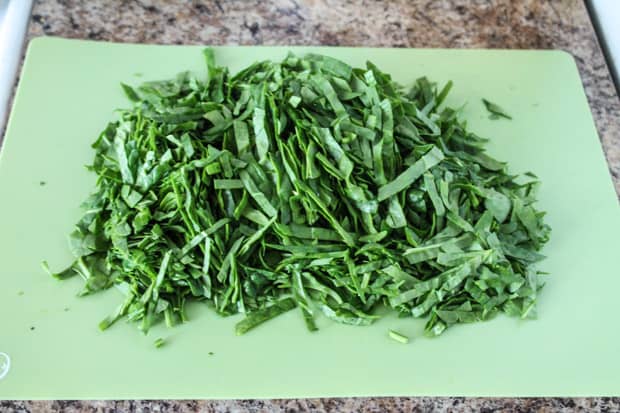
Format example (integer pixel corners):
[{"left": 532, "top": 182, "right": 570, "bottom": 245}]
[
  {"left": 482, "top": 98, "right": 512, "bottom": 120},
  {"left": 48, "top": 49, "right": 550, "bottom": 340},
  {"left": 388, "top": 330, "right": 410, "bottom": 344}
]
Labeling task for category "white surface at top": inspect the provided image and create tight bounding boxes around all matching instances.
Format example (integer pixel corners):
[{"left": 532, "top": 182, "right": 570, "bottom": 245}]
[
  {"left": 590, "top": 0, "right": 620, "bottom": 88},
  {"left": 0, "top": 0, "right": 34, "bottom": 139}
]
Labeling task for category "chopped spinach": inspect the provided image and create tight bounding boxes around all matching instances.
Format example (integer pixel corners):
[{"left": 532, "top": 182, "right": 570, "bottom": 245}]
[
  {"left": 482, "top": 98, "right": 512, "bottom": 120},
  {"left": 388, "top": 329, "right": 410, "bottom": 344},
  {"left": 47, "top": 49, "right": 550, "bottom": 339}
]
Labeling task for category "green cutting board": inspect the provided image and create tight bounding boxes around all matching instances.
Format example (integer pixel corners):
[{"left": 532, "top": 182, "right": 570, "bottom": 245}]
[{"left": 1, "top": 37, "right": 619, "bottom": 399}]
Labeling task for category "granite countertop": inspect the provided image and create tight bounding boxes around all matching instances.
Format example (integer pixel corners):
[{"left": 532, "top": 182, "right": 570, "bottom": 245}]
[{"left": 4, "top": 0, "right": 620, "bottom": 411}]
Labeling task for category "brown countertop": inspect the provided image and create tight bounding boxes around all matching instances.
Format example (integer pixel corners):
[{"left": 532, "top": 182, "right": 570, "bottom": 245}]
[{"left": 3, "top": 0, "right": 620, "bottom": 411}]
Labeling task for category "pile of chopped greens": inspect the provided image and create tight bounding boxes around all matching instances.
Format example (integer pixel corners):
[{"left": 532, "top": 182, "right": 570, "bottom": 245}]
[{"left": 46, "top": 49, "right": 550, "bottom": 338}]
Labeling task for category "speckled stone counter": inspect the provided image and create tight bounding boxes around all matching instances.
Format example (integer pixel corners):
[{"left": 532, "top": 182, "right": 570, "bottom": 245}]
[{"left": 3, "top": 1, "right": 620, "bottom": 411}]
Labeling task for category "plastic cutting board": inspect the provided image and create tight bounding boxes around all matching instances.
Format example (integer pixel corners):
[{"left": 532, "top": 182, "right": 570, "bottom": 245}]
[{"left": 1, "top": 37, "right": 619, "bottom": 399}]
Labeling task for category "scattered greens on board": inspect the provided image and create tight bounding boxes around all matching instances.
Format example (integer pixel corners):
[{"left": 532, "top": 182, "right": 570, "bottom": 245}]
[
  {"left": 388, "top": 330, "right": 410, "bottom": 344},
  {"left": 482, "top": 98, "right": 512, "bottom": 120},
  {"left": 45, "top": 49, "right": 550, "bottom": 340}
]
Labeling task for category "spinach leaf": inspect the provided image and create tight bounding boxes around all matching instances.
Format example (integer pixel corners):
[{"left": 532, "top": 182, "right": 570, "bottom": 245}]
[{"left": 482, "top": 98, "right": 512, "bottom": 120}]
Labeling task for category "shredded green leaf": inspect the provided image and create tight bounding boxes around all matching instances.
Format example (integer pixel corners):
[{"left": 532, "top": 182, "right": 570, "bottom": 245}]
[
  {"left": 482, "top": 98, "right": 512, "bottom": 120},
  {"left": 46, "top": 49, "right": 550, "bottom": 340},
  {"left": 388, "top": 329, "right": 410, "bottom": 344}
]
